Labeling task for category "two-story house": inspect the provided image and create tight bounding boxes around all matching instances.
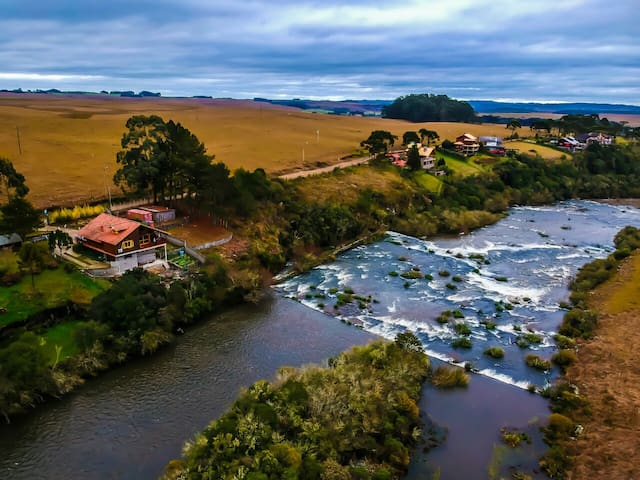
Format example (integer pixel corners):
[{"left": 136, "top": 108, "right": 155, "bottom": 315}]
[{"left": 75, "top": 213, "right": 167, "bottom": 274}]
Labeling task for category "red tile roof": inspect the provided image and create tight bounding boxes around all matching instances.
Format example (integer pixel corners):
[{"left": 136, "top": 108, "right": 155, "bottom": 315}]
[{"left": 76, "top": 213, "right": 141, "bottom": 246}]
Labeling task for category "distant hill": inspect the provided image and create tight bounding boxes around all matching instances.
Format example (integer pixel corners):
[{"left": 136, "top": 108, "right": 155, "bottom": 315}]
[
  {"left": 253, "top": 98, "right": 389, "bottom": 116},
  {"left": 469, "top": 100, "right": 640, "bottom": 115},
  {"left": 254, "top": 98, "right": 640, "bottom": 117},
  {"left": 3, "top": 88, "right": 638, "bottom": 116}
]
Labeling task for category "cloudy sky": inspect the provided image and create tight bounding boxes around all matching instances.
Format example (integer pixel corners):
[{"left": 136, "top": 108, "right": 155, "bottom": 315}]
[{"left": 0, "top": 0, "right": 638, "bottom": 103}]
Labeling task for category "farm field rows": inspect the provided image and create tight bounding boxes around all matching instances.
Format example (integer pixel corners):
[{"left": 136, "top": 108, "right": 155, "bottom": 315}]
[{"left": 0, "top": 93, "right": 521, "bottom": 208}]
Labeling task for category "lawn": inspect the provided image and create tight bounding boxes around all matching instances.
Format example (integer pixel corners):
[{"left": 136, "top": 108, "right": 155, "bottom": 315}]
[
  {"left": 0, "top": 93, "right": 521, "bottom": 208},
  {"left": 412, "top": 170, "right": 444, "bottom": 194},
  {"left": 0, "top": 266, "right": 109, "bottom": 328},
  {"left": 437, "top": 151, "right": 484, "bottom": 176},
  {"left": 39, "top": 319, "right": 83, "bottom": 365},
  {"left": 506, "top": 141, "right": 568, "bottom": 161}
]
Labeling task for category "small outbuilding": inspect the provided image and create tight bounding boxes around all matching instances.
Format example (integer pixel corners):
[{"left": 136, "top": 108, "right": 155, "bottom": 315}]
[{"left": 0, "top": 233, "right": 22, "bottom": 249}]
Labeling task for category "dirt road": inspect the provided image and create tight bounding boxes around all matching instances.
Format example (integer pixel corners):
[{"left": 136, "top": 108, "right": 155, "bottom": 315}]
[{"left": 278, "top": 155, "right": 373, "bottom": 180}]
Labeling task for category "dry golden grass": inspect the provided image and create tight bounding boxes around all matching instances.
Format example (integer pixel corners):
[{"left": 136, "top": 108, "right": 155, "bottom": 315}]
[
  {"left": 506, "top": 141, "right": 566, "bottom": 161},
  {"left": 0, "top": 93, "right": 520, "bottom": 208},
  {"left": 565, "top": 253, "right": 640, "bottom": 480},
  {"left": 292, "top": 165, "right": 406, "bottom": 204}
]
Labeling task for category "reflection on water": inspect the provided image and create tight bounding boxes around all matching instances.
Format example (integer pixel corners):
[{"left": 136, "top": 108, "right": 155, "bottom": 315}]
[{"left": 0, "top": 297, "right": 376, "bottom": 480}]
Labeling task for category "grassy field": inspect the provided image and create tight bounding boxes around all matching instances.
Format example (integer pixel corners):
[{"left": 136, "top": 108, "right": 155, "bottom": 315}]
[
  {"left": 0, "top": 93, "right": 525, "bottom": 208},
  {"left": 506, "top": 141, "right": 567, "bottom": 161},
  {"left": 0, "top": 264, "right": 109, "bottom": 328},
  {"left": 564, "top": 253, "right": 640, "bottom": 479},
  {"left": 412, "top": 170, "right": 444, "bottom": 194},
  {"left": 292, "top": 165, "right": 406, "bottom": 204},
  {"left": 40, "top": 319, "right": 83, "bottom": 365},
  {"left": 437, "top": 151, "right": 485, "bottom": 175}
]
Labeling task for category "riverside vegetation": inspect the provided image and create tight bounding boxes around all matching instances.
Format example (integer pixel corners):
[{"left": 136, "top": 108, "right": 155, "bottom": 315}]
[
  {"left": 1, "top": 114, "right": 639, "bottom": 426},
  {"left": 539, "top": 226, "right": 640, "bottom": 478},
  {"left": 162, "top": 332, "right": 429, "bottom": 480}
]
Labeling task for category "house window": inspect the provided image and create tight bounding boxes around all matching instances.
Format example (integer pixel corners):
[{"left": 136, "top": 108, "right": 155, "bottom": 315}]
[
  {"left": 140, "top": 233, "right": 151, "bottom": 245},
  {"left": 122, "top": 239, "right": 134, "bottom": 250}
]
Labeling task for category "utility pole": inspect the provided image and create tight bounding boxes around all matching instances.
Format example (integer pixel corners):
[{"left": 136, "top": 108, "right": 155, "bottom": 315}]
[{"left": 16, "top": 126, "right": 22, "bottom": 155}]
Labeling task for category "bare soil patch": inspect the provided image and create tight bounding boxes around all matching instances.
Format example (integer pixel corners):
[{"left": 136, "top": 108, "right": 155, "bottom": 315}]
[
  {"left": 565, "top": 253, "right": 640, "bottom": 480},
  {"left": 165, "top": 218, "right": 229, "bottom": 247}
]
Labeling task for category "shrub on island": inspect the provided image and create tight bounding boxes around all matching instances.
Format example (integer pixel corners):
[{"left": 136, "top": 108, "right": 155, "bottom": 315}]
[{"left": 163, "top": 333, "right": 429, "bottom": 480}]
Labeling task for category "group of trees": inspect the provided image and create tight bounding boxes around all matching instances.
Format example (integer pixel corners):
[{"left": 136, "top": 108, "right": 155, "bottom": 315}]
[
  {"left": 382, "top": 94, "right": 477, "bottom": 123},
  {"left": 0, "top": 157, "right": 40, "bottom": 238},
  {"left": 114, "top": 115, "right": 281, "bottom": 217},
  {"left": 518, "top": 114, "right": 632, "bottom": 138},
  {"left": 165, "top": 333, "right": 429, "bottom": 480},
  {"left": 402, "top": 128, "right": 440, "bottom": 146},
  {"left": 114, "top": 115, "right": 215, "bottom": 205}
]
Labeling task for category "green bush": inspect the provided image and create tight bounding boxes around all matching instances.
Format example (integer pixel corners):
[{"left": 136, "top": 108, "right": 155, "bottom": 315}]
[
  {"left": 542, "top": 413, "right": 575, "bottom": 443},
  {"left": 401, "top": 270, "right": 423, "bottom": 279},
  {"left": 484, "top": 346, "right": 505, "bottom": 359},
  {"left": 558, "top": 308, "right": 598, "bottom": 339},
  {"left": 451, "top": 337, "right": 472, "bottom": 349},
  {"left": 453, "top": 322, "right": 471, "bottom": 335},
  {"left": 525, "top": 354, "right": 551, "bottom": 371},
  {"left": 551, "top": 349, "right": 577, "bottom": 370},
  {"left": 431, "top": 365, "right": 469, "bottom": 388},
  {"left": 554, "top": 334, "right": 576, "bottom": 349}
]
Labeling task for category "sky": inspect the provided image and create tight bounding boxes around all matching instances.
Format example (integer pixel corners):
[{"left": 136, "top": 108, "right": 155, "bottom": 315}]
[{"left": 0, "top": 0, "right": 639, "bottom": 104}]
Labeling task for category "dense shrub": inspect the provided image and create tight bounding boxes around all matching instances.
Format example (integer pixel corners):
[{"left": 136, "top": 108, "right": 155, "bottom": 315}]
[
  {"left": 451, "top": 337, "right": 472, "bottom": 349},
  {"left": 525, "top": 354, "right": 551, "bottom": 371},
  {"left": 551, "top": 349, "right": 577, "bottom": 370},
  {"left": 484, "top": 346, "right": 505, "bottom": 359},
  {"left": 164, "top": 335, "right": 430, "bottom": 479},
  {"left": 430, "top": 365, "right": 469, "bottom": 388}
]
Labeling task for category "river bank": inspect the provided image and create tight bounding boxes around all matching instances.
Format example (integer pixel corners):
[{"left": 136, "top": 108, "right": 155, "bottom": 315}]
[
  {"left": 561, "top": 251, "right": 640, "bottom": 479},
  {"left": 0, "top": 295, "right": 378, "bottom": 479},
  {"left": 2, "top": 201, "right": 639, "bottom": 479}
]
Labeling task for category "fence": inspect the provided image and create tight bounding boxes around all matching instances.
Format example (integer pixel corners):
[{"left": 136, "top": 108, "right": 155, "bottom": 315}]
[
  {"left": 160, "top": 233, "right": 206, "bottom": 264},
  {"left": 193, "top": 234, "right": 233, "bottom": 250}
]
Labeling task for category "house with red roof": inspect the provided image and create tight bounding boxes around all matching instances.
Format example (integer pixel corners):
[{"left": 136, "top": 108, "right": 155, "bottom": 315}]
[{"left": 75, "top": 213, "right": 167, "bottom": 273}]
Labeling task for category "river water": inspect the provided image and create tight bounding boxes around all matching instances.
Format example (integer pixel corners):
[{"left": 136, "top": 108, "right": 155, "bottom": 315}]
[{"left": 1, "top": 200, "right": 639, "bottom": 479}]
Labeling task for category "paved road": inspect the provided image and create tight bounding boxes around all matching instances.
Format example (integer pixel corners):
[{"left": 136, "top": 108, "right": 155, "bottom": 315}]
[{"left": 278, "top": 155, "right": 373, "bottom": 180}]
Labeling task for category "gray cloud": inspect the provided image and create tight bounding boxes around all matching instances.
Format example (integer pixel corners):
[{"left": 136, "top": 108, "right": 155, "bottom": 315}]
[{"left": 0, "top": 0, "right": 638, "bottom": 103}]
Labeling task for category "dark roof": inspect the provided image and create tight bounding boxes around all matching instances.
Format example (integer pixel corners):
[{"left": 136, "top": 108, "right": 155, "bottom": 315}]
[{"left": 0, "top": 233, "right": 22, "bottom": 247}]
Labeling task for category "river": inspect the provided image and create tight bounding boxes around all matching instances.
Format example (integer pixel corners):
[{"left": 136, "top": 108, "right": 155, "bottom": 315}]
[{"left": 1, "top": 200, "right": 639, "bottom": 479}]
